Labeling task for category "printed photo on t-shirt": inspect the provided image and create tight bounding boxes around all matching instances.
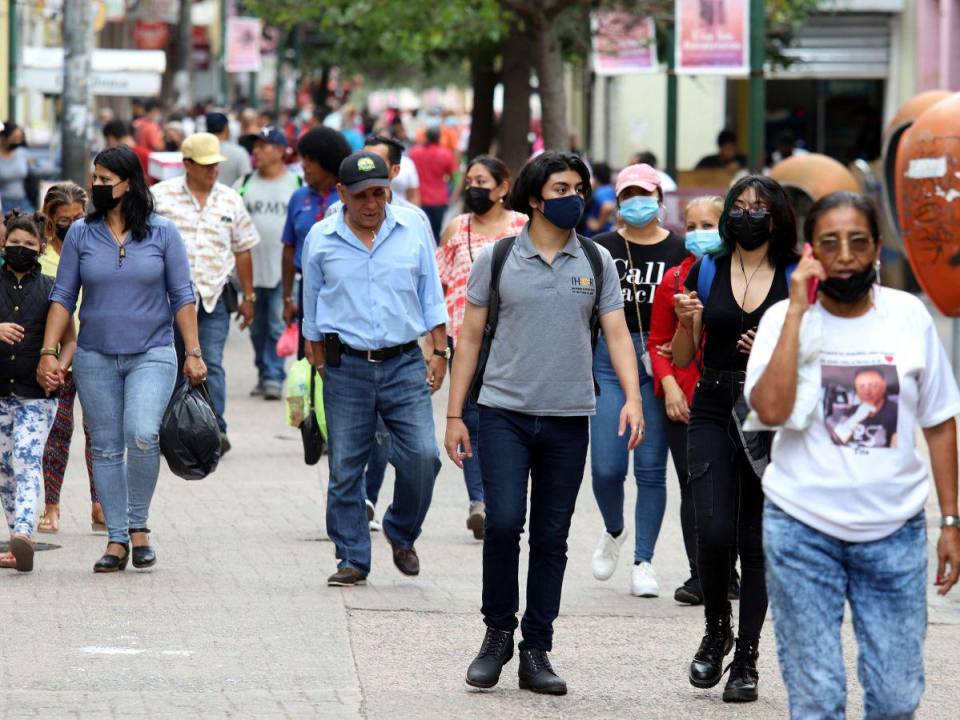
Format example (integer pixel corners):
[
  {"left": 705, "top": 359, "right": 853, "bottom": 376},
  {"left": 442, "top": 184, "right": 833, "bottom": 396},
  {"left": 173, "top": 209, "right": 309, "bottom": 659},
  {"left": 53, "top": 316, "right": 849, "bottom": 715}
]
[{"left": 822, "top": 361, "right": 899, "bottom": 450}]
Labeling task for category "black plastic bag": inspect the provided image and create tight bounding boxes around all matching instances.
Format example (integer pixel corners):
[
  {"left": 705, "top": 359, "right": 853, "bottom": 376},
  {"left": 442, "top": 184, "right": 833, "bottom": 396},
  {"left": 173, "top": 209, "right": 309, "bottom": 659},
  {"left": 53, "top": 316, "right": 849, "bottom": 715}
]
[
  {"left": 301, "top": 367, "right": 325, "bottom": 465},
  {"left": 160, "top": 382, "right": 222, "bottom": 480}
]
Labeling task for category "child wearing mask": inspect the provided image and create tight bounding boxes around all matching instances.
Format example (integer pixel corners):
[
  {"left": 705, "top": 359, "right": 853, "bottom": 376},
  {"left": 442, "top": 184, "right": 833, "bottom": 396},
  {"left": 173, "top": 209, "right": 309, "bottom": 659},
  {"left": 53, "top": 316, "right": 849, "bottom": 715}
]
[{"left": 0, "top": 211, "right": 75, "bottom": 572}]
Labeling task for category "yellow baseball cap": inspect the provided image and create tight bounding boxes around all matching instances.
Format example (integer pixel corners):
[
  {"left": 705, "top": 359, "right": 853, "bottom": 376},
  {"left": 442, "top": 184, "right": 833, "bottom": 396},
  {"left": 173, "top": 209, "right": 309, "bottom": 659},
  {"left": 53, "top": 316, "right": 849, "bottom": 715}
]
[{"left": 180, "top": 132, "right": 227, "bottom": 165}]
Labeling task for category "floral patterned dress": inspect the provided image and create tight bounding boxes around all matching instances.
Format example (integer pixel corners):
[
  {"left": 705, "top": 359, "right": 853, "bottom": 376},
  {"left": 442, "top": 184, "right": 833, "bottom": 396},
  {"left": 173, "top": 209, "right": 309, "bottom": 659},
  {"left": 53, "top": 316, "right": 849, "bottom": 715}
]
[{"left": 436, "top": 211, "right": 528, "bottom": 343}]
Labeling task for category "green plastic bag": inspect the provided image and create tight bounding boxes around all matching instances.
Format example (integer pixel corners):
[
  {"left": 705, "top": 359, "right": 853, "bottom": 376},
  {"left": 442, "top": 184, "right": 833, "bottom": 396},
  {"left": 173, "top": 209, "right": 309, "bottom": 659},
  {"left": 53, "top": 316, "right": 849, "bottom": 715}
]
[{"left": 284, "top": 359, "right": 327, "bottom": 438}]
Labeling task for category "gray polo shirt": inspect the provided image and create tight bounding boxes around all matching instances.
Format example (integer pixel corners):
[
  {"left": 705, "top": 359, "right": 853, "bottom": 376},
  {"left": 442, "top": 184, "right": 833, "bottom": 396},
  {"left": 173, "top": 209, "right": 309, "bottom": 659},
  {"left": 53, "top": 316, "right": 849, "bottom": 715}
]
[{"left": 466, "top": 226, "right": 623, "bottom": 416}]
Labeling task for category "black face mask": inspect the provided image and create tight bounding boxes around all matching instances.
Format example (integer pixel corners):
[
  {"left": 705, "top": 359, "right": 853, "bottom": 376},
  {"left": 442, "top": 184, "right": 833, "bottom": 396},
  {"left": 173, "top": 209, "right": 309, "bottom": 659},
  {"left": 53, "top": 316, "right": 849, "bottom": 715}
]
[
  {"left": 464, "top": 187, "right": 496, "bottom": 215},
  {"left": 3, "top": 245, "right": 39, "bottom": 273},
  {"left": 727, "top": 212, "right": 771, "bottom": 251},
  {"left": 819, "top": 266, "right": 877, "bottom": 304},
  {"left": 55, "top": 224, "right": 71, "bottom": 242},
  {"left": 92, "top": 184, "right": 122, "bottom": 213}
]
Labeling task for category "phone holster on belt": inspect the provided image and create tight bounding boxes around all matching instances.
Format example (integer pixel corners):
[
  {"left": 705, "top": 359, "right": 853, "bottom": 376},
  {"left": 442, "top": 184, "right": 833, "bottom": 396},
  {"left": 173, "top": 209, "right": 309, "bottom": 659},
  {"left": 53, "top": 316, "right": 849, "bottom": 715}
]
[{"left": 323, "top": 334, "right": 342, "bottom": 367}]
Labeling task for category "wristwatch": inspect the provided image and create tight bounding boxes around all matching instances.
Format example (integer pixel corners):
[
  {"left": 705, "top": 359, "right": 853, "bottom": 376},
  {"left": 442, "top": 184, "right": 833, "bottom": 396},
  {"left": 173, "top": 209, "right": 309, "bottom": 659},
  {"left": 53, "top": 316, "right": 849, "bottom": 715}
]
[
  {"left": 187, "top": 347, "right": 203, "bottom": 359},
  {"left": 243, "top": 293, "right": 257, "bottom": 303},
  {"left": 433, "top": 347, "right": 451, "bottom": 360},
  {"left": 942, "top": 515, "right": 960, "bottom": 529}
]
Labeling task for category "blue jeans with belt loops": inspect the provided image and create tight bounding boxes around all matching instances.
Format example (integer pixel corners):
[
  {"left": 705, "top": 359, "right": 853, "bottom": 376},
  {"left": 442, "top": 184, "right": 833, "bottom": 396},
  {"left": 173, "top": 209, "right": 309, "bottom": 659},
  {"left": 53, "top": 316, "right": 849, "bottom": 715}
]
[{"left": 590, "top": 331, "right": 668, "bottom": 563}]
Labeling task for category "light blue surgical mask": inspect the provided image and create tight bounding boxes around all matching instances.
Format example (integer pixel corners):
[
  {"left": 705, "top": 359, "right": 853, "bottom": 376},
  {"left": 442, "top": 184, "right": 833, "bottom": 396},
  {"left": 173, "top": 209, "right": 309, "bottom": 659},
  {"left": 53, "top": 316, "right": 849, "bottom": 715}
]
[
  {"left": 618, "top": 196, "right": 660, "bottom": 227},
  {"left": 684, "top": 228, "right": 725, "bottom": 257}
]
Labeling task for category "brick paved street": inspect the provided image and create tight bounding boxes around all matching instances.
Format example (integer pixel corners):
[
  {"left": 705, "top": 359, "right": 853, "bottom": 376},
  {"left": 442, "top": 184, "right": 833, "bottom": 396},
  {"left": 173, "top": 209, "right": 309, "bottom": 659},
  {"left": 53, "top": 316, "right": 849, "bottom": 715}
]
[{"left": 3, "top": 330, "right": 958, "bottom": 719}]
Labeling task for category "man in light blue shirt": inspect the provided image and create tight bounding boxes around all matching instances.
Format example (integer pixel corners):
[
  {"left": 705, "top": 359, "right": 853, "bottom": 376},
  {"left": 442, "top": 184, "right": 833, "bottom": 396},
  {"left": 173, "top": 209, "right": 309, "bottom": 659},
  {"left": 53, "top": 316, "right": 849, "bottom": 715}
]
[{"left": 302, "top": 151, "right": 448, "bottom": 587}]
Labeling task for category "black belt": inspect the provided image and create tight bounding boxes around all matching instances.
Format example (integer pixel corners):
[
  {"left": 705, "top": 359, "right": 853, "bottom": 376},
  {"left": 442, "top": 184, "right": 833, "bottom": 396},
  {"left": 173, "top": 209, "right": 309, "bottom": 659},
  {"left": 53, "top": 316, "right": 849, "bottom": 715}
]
[
  {"left": 342, "top": 339, "right": 418, "bottom": 363},
  {"left": 701, "top": 367, "right": 746, "bottom": 384}
]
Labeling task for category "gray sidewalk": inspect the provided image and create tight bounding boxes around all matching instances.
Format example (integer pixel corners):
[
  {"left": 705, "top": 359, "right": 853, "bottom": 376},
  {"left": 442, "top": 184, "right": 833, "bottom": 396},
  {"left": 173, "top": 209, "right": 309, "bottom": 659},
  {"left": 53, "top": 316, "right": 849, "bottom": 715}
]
[{"left": 2, "top": 329, "right": 958, "bottom": 719}]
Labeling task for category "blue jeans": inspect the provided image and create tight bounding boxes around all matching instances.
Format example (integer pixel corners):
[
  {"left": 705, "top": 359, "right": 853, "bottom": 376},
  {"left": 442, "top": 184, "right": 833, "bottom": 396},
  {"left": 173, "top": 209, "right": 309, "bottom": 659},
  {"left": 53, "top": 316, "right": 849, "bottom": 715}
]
[
  {"left": 590, "top": 332, "right": 668, "bottom": 563},
  {"left": 73, "top": 345, "right": 178, "bottom": 544},
  {"left": 363, "top": 416, "right": 392, "bottom": 507},
  {"left": 249, "top": 283, "right": 286, "bottom": 384},
  {"left": 764, "top": 502, "right": 927, "bottom": 720},
  {"left": 323, "top": 347, "right": 441, "bottom": 574},
  {"left": 176, "top": 295, "right": 230, "bottom": 432},
  {"left": 479, "top": 406, "right": 588, "bottom": 652}
]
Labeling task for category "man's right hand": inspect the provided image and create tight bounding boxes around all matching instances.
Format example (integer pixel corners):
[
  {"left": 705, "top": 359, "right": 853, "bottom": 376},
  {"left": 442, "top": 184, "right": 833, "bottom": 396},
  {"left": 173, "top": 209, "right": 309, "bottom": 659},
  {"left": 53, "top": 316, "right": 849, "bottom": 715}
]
[
  {"left": 283, "top": 298, "right": 299, "bottom": 325},
  {"left": 444, "top": 418, "right": 472, "bottom": 469},
  {"left": 305, "top": 340, "right": 325, "bottom": 377}
]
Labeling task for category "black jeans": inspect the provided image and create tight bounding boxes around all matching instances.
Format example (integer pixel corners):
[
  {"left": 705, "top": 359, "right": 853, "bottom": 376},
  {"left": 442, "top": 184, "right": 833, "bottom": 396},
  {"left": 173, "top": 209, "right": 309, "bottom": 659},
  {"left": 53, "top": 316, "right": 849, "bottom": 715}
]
[
  {"left": 687, "top": 371, "right": 767, "bottom": 643},
  {"left": 421, "top": 205, "right": 447, "bottom": 244},
  {"left": 478, "top": 406, "right": 588, "bottom": 652},
  {"left": 665, "top": 418, "right": 697, "bottom": 579}
]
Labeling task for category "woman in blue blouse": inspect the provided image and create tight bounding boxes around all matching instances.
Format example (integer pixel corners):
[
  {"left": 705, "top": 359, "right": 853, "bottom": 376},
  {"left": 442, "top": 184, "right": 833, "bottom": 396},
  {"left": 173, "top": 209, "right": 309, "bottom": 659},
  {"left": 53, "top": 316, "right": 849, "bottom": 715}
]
[{"left": 39, "top": 146, "right": 207, "bottom": 573}]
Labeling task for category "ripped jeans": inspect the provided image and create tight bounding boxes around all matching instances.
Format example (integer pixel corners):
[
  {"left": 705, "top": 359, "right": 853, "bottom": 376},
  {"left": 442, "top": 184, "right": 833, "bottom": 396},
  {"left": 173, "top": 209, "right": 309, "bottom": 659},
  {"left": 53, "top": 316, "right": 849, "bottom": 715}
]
[{"left": 73, "top": 345, "right": 178, "bottom": 544}]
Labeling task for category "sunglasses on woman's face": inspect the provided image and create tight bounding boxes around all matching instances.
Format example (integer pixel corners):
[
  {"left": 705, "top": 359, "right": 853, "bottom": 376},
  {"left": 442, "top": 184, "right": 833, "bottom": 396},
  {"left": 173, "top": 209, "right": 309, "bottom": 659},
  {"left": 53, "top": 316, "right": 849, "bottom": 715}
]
[
  {"left": 814, "top": 236, "right": 875, "bottom": 259},
  {"left": 728, "top": 207, "right": 770, "bottom": 221}
]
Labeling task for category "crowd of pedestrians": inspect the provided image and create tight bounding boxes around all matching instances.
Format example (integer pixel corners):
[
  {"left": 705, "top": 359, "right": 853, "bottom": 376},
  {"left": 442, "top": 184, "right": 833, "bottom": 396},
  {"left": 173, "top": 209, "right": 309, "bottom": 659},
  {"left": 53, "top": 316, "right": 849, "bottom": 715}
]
[{"left": 0, "top": 100, "right": 957, "bottom": 720}]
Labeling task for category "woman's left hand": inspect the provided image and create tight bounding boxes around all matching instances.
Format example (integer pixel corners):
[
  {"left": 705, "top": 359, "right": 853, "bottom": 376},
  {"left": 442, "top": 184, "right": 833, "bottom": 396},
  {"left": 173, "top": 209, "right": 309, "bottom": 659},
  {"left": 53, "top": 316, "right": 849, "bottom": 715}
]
[
  {"left": 737, "top": 328, "right": 757, "bottom": 355},
  {"left": 184, "top": 355, "right": 208, "bottom": 387},
  {"left": 936, "top": 527, "right": 960, "bottom": 595}
]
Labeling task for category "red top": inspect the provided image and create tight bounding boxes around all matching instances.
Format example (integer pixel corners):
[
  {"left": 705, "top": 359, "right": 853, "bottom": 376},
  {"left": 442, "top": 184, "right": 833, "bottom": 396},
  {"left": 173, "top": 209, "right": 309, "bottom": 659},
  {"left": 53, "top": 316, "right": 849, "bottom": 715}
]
[
  {"left": 648, "top": 254, "right": 701, "bottom": 404},
  {"left": 408, "top": 144, "right": 457, "bottom": 206}
]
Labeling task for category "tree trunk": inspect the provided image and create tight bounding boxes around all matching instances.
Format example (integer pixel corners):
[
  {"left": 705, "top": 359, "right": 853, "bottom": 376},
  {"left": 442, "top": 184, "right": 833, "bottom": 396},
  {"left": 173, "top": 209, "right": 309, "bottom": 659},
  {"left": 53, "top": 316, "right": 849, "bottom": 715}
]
[
  {"left": 533, "top": 12, "right": 568, "bottom": 152},
  {"left": 467, "top": 46, "right": 498, "bottom": 160},
  {"left": 499, "top": 26, "right": 532, "bottom": 177},
  {"left": 165, "top": 0, "right": 193, "bottom": 108},
  {"left": 62, "top": 0, "right": 93, "bottom": 187}
]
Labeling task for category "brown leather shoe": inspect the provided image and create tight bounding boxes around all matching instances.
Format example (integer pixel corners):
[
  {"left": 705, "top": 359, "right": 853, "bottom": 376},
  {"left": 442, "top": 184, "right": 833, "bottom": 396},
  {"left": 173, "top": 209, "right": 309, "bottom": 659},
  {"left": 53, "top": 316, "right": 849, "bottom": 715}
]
[
  {"left": 327, "top": 566, "right": 367, "bottom": 587},
  {"left": 384, "top": 529, "right": 420, "bottom": 576}
]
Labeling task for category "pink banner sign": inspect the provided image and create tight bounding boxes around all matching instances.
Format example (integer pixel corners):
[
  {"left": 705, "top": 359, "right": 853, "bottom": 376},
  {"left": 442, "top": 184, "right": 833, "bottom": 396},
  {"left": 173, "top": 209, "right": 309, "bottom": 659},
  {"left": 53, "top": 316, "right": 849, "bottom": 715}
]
[
  {"left": 592, "top": 12, "right": 658, "bottom": 76},
  {"left": 226, "top": 17, "right": 262, "bottom": 73},
  {"left": 675, "top": 0, "right": 749, "bottom": 75}
]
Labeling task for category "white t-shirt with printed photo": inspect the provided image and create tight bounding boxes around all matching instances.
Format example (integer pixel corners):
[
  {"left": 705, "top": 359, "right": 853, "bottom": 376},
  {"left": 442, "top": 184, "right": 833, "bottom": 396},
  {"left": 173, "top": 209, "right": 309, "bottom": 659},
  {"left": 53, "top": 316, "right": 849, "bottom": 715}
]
[{"left": 745, "top": 287, "right": 960, "bottom": 542}]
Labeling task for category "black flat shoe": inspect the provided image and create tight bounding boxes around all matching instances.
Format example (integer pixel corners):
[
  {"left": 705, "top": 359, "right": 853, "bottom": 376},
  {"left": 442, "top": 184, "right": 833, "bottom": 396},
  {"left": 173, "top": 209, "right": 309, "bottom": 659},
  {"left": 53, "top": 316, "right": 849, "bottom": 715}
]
[
  {"left": 674, "top": 577, "right": 703, "bottom": 605},
  {"left": 722, "top": 637, "right": 760, "bottom": 703},
  {"left": 94, "top": 542, "right": 130, "bottom": 573},
  {"left": 130, "top": 528, "right": 156, "bottom": 569},
  {"left": 466, "top": 627, "right": 514, "bottom": 689},
  {"left": 518, "top": 648, "right": 567, "bottom": 695},
  {"left": 689, "top": 604, "right": 734, "bottom": 688}
]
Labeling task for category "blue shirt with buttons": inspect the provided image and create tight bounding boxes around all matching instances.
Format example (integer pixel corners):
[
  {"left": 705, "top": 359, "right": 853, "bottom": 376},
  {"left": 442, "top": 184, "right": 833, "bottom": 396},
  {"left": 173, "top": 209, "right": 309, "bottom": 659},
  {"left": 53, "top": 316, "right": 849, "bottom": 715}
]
[
  {"left": 281, "top": 185, "right": 337, "bottom": 270},
  {"left": 301, "top": 204, "right": 448, "bottom": 350}
]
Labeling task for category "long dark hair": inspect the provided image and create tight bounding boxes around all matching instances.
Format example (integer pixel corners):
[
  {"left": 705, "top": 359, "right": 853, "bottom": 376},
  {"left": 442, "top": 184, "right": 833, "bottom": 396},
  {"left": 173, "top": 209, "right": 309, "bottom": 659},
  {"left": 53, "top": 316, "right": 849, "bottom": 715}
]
[
  {"left": 718, "top": 175, "right": 799, "bottom": 268},
  {"left": 804, "top": 192, "right": 880, "bottom": 246},
  {"left": 87, "top": 145, "right": 155, "bottom": 241}
]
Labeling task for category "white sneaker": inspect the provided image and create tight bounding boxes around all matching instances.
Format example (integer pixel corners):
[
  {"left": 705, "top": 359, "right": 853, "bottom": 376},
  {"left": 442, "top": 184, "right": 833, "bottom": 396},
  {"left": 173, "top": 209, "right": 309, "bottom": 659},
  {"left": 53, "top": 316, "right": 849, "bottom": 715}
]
[
  {"left": 366, "top": 500, "right": 382, "bottom": 532},
  {"left": 591, "top": 530, "right": 627, "bottom": 581},
  {"left": 631, "top": 561, "right": 660, "bottom": 597}
]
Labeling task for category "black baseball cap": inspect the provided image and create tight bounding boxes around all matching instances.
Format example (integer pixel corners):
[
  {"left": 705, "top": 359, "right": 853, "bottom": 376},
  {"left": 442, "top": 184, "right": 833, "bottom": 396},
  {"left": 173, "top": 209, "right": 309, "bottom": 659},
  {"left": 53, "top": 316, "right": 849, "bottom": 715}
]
[{"left": 338, "top": 151, "right": 391, "bottom": 193}]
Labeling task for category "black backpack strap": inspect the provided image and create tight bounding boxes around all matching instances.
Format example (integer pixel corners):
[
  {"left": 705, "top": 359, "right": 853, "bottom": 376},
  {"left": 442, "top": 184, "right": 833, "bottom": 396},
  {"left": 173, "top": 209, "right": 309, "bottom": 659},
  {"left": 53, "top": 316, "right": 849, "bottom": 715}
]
[
  {"left": 237, "top": 172, "right": 254, "bottom": 197},
  {"left": 577, "top": 234, "right": 606, "bottom": 395},
  {"left": 468, "top": 236, "right": 517, "bottom": 402}
]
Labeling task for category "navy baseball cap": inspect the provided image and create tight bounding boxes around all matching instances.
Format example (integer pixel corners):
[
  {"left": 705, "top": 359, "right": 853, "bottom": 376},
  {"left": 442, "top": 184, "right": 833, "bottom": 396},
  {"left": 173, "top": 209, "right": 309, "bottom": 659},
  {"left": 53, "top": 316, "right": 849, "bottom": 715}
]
[
  {"left": 256, "top": 126, "right": 288, "bottom": 148},
  {"left": 338, "top": 151, "right": 391, "bottom": 193}
]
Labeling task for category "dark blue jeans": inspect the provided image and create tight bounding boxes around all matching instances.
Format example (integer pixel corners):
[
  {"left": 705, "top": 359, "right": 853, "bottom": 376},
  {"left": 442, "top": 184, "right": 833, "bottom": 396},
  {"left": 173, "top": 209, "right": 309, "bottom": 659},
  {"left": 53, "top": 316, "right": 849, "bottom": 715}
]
[
  {"left": 249, "top": 283, "right": 286, "bottom": 384},
  {"left": 479, "top": 406, "right": 588, "bottom": 652},
  {"left": 175, "top": 295, "right": 230, "bottom": 433},
  {"left": 590, "top": 332, "right": 668, "bottom": 563},
  {"left": 323, "top": 347, "right": 441, "bottom": 574},
  {"left": 421, "top": 205, "right": 447, "bottom": 244}
]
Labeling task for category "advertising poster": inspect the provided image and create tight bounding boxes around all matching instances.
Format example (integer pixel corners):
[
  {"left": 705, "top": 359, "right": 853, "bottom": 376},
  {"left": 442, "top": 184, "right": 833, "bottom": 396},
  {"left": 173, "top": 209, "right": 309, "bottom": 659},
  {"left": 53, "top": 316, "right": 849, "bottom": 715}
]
[
  {"left": 675, "top": 0, "right": 749, "bottom": 75},
  {"left": 592, "top": 12, "right": 658, "bottom": 75},
  {"left": 226, "top": 17, "right": 263, "bottom": 73}
]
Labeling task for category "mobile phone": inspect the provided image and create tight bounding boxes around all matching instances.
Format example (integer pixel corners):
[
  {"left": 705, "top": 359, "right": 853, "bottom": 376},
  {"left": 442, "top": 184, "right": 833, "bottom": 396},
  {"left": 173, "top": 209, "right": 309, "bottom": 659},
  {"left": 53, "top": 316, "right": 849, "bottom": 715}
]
[{"left": 803, "top": 243, "right": 819, "bottom": 304}]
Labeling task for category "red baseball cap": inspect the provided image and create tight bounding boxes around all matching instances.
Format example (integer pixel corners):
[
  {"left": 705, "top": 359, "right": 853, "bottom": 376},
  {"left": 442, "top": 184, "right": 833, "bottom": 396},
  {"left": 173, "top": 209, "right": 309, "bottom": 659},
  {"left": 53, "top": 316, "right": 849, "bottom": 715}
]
[{"left": 615, "top": 163, "right": 661, "bottom": 197}]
